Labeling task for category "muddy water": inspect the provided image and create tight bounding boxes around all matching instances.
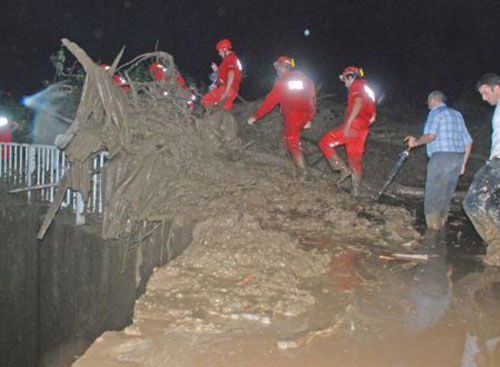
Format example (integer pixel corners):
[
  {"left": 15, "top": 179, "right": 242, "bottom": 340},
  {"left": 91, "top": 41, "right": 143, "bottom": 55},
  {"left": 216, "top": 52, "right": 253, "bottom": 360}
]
[
  {"left": 73, "top": 193, "right": 500, "bottom": 367},
  {"left": 186, "top": 209, "right": 499, "bottom": 367}
]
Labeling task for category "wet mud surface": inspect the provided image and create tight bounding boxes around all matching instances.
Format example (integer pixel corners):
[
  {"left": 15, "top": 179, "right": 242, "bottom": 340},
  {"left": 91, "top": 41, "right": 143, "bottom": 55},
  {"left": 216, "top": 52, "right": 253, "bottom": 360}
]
[
  {"left": 74, "top": 204, "right": 500, "bottom": 367},
  {"left": 73, "top": 112, "right": 499, "bottom": 366},
  {"left": 75, "top": 209, "right": 500, "bottom": 367}
]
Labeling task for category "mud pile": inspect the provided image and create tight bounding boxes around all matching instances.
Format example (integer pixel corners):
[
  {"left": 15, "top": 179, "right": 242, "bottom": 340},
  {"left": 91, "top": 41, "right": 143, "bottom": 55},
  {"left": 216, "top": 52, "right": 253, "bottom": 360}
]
[
  {"left": 74, "top": 188, "right": 420, "bottom": 367},
  {"left": 41, "top": 40, "right": 431, "bottom": 367},
  {"left": 71, "top": 122, "right": 420, "bottom": 367},
  {"left": 133, "top": 214, "right": 330, "bottom": 334}
]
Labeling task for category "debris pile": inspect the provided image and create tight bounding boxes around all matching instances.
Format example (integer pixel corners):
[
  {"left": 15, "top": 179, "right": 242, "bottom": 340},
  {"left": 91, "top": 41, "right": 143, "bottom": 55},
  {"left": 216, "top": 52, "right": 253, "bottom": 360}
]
[
  {"left": 38, "top": 39, "right": 242, "bottom": 241},
  {"left": 132, "top": 214, "right": 331, "bottom": 336},
  {"left": 33, "top": 40, "right": 433, "bottom": 367}
]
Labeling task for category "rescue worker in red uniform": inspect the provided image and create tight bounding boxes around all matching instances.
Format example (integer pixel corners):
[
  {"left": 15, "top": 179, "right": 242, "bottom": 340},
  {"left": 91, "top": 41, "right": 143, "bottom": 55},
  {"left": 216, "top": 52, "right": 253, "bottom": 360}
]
[
  {"left": 149, "top": 62, "right": 196, "bottom": 107},
  {"left": 201, "top": 39, "right": 242, "bottom": 111},
  {"left": 100, "top": 64, "right": 130, "bottom": 91},
  {"left": 318, "top": 66, "right": 376, "bottom": 195},
  {"left": 100, "top": 64, "right": 131, "bottom": 92},
  {"left": 247, "top": 56, "right": 316, "bottom": 179},
  {"left": 149, "top": 62, "right": 189, "bottom": 90},
  {"left": 0, "top": 117, "right": 18, "bottom": 160}
]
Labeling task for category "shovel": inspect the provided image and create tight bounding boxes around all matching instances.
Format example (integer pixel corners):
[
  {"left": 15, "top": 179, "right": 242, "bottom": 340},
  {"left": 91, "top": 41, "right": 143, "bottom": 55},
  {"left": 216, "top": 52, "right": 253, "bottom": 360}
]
[{"left": 376, "top": 148, "right": 410, "bottom": 199}]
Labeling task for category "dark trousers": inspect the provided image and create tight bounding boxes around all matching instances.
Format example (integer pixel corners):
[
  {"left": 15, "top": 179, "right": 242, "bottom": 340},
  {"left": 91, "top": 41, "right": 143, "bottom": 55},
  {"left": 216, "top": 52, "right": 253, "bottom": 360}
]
[
  {"left": 424, "top": 152, "right": 464, "bottom": 229},
  {"left": 463, "top": 158, "right": 500, "bottom": 266}
]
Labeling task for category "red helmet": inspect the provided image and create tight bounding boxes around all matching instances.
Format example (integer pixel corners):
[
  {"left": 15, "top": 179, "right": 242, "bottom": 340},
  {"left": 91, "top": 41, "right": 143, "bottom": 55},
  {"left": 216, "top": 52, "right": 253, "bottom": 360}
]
[
  {"left": 99, "top": 64, "right": 111, "bottom": 71},
  {"left": 339, "top": 66, "right": 364, "bottom": 81},
  {"left": 274, "top": 56, "right": 295, "bottom": 69},
  {"left": 216, "top": 39, "right": 232, "bottom": 52},
  {"left": 148, "top": 62, "right": 166, "bottom": 73},
  {"left": 149, "top": 62, "right": 167, "bottom": 82}
]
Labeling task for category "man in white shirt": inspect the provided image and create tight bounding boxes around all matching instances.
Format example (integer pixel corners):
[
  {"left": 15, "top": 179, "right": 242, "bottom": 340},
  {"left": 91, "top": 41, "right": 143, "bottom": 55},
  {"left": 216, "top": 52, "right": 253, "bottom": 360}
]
[{"left": 463, "top": 73, "right": 500, "bottom": 267}]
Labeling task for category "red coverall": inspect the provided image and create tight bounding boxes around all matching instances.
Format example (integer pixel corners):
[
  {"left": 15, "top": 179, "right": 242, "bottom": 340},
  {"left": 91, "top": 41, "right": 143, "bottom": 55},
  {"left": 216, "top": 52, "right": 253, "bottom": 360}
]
[
  {"left": 151, "top": 67, "right": 189, "bottom": 91},
  {"left": 100, "top": 65, "right": 131, "bottom": 92},
  {"left": 201, "top": 52, "right": 242, "bottom": 111},
  {"left": 0, "top": 125, "right": 13, "bottom": 160},
  {"left": 151, "top": 67, "right": 195, "bottom": 104},
  {"left": 112, "top": 74, "right": 131, "bottom": 92},
  {"left": 253, "top": 70, "right": 316, "bottom": 162},
  {"left": 318, "top": 79, "right": 376, "bottom": 177}
]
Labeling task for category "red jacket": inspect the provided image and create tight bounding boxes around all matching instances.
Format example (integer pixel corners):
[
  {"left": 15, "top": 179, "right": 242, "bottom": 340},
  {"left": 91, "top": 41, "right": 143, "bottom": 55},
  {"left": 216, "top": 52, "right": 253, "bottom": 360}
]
[
  {"left": 151, "top": 68, "right": 188, "bottom": 90},
  {"left": 0, "top": 126, "right": 12, "bottom": 143},
  {"left": 253, "top": 70, "right": 316, "bottom": 120},
  {"left": 217, "top": 51, "right": 242, "bottom": 91},
  {"left": 345, "top": 79, "right": 376, "bottom": 129},
  {"left": 112, "top": 74, "right": 131, "bottom": 91}
]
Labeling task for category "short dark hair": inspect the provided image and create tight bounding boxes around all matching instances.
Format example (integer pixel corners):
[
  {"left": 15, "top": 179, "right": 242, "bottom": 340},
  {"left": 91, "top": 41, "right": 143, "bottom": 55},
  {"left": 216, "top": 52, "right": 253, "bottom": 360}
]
[{"left": 476, "top": 73, "right": 500, "bottom": 90}]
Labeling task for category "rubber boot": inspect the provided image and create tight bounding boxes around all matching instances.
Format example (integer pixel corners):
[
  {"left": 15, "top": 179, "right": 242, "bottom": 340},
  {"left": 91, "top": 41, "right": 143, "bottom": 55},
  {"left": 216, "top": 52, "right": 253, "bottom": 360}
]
[
  {"left": 278, "top": 136, "right": 288, "bottom": 158},
  {"left": 293, "top": 154, "right": 311, "bottom": 181},
  {"left": 326, "top": 157, "right": 351, "bottom": 185},
  {"left": 351, "top": 172, "right": 361, "bottom": 196},
  {"left": 425, "top": 213, "right": 445, "bottom": 231}
]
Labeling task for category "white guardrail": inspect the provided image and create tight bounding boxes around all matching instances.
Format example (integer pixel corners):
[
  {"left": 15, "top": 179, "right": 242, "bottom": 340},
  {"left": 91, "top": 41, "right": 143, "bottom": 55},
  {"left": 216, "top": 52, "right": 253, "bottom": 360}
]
[{"left": 0, "top": 142, "right": 106, "bottom": 224}]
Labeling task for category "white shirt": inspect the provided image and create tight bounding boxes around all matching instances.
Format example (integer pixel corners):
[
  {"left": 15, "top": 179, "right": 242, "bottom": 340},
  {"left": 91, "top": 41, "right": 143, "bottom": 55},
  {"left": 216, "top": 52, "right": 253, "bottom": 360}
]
[{"left": 491, "top": 103, "right": 500, "bottom": 159}]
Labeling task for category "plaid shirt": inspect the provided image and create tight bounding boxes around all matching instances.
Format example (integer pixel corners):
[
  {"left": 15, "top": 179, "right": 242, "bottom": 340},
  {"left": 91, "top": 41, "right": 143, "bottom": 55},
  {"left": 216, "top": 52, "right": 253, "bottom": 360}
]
[{"left": 424, "top": 103, "right": 472, "bottom": 158}]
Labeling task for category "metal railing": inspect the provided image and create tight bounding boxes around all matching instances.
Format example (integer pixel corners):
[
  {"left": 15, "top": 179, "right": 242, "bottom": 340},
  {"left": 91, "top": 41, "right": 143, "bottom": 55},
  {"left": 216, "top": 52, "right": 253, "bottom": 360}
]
[{"left": 0, "top": 143, "right": 106, "bottom": 223}]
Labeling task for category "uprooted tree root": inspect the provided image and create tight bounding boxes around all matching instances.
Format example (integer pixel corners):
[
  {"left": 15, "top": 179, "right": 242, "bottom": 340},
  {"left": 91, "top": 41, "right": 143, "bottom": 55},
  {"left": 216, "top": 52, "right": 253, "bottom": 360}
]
[{"left": 37, "top": 39, "right": 242, "bottom": 242}]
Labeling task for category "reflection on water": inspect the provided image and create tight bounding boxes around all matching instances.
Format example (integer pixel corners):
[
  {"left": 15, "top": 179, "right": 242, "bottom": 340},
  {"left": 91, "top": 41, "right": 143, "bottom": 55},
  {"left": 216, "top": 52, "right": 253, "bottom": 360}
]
[
  {"left": 405, "top": 229, "right": 453, "bottom": 332},
  {"left": 331, "top": 212, "right": 500, "bottom": 367},
  {"left": 398, "top": 224, "right": 500, "bottom": 366},
  {"left": 202, "top": 205, "right": 500, "bottom": 366},
  {"left": 330, "top": 251, "right": 356, "bottom": 291},
  {"left": 460, "top": 271, "right": 500, "bottom": 366}
]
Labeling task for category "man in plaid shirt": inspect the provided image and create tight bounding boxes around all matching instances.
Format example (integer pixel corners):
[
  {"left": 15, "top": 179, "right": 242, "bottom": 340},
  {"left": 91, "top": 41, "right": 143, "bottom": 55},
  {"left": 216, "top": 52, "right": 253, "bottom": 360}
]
[{"left": 405, "top": 90, "right": 472, "bottom": 230}]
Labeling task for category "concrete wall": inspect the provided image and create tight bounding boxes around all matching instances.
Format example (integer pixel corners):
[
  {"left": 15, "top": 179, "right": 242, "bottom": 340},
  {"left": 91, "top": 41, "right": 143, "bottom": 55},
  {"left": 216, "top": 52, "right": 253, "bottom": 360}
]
[{"left": 0, "top": 195, "right": 192, "bottom": 367}]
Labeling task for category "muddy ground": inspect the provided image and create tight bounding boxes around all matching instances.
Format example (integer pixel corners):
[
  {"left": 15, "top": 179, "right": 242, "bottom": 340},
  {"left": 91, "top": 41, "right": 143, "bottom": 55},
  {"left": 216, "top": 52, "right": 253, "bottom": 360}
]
[{"left": 67, "top": 87, "right": 500, "bottom": 367}]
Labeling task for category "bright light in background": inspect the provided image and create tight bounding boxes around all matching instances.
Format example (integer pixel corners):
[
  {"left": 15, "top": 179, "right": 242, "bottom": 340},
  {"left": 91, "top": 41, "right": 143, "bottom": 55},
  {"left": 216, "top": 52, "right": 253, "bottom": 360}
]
[
  {"left": 21, "top": 95, "right": 34, "bottom": 108},
  {"left": 22, "top": 84, "right": 73, "bottom": 144},
  {"left": 0, "top": 116, "right": 8, "bottom": 127},
  {"left": 304, "top": 29, "right": 310, "bottom": 37}
]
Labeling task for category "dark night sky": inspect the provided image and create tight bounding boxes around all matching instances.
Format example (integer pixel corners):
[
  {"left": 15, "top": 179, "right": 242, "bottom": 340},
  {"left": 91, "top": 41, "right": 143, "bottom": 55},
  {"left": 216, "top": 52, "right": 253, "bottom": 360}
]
[{"left": 1, "top": 0, "right": 500, "bottom": 102}]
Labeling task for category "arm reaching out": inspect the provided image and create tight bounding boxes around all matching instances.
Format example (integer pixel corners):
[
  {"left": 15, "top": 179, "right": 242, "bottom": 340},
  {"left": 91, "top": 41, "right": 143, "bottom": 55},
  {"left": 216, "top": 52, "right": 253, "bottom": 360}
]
[{"left": 461, "top": 141, "right": 472, "bottom": 175}]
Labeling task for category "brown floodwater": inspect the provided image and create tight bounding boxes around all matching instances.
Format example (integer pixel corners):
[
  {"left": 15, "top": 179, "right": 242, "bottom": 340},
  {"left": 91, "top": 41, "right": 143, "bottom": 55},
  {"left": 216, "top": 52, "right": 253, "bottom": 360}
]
[
  {"left": 190, "top": 208, "right": 500, "bottom": 367},
  {"left": 73, "top": 200, "right": 500, "bottom": 367}
]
